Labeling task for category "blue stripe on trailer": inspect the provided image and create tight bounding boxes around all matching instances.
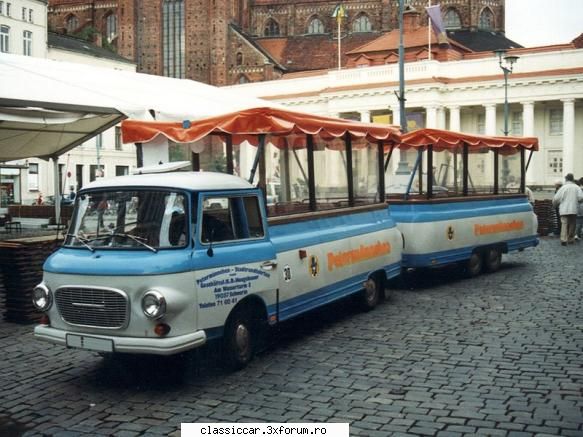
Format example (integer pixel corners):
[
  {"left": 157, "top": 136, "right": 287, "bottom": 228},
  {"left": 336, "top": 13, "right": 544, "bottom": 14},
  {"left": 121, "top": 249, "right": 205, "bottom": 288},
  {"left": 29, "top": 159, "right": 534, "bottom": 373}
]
[
  {"left": 402, "top": 235, "right": 539, "bottom": 268},
  {"left": 266, "top": 261, "right": 401, "bottom": 322},
  {"left": 269, "top": 209, "right": 398, "bottom": 252},
  {"left": 388, "top": 197, "right": 533, "bottom": 223}
]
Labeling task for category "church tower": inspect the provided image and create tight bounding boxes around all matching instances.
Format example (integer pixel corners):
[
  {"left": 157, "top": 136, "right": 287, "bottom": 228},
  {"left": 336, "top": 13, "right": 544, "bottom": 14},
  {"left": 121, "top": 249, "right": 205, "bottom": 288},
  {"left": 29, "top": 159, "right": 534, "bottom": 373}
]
[{"left": 117, "top": 0, "right": 245, "bottom": 86}]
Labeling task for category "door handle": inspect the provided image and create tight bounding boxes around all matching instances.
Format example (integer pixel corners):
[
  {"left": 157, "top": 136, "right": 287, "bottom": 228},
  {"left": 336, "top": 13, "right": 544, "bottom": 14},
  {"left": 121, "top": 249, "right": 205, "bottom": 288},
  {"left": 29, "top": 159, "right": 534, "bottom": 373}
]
[{"left": 261, "top": 260, "right": 277, "bottom": 271}]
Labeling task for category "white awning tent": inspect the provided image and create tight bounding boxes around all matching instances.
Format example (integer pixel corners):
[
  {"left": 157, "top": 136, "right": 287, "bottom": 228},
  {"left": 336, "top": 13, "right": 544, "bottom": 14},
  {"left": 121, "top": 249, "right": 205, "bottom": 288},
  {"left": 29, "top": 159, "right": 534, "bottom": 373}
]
[
  {"left": 0, "top": 53, "right": 273, "bottom": 161},
  {"left": 0, "top": 53, "right": 273, "bottom": 222}
]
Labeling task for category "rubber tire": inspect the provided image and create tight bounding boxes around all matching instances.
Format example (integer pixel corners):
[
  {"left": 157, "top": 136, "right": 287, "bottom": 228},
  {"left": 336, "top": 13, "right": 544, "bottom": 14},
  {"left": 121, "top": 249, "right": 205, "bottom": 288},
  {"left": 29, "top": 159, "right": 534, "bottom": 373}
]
[
  {"left": 484, "top": 248, "right": 502, "bottom": 273},
  {"left": 223, "top": 308, "right": 256, "bottom": 371},
  {"left": 360, "top": 275, "right": 382, "bottom": 311},
  {"left": 465, "top": 252, "right": 483, "bottom": 277}
]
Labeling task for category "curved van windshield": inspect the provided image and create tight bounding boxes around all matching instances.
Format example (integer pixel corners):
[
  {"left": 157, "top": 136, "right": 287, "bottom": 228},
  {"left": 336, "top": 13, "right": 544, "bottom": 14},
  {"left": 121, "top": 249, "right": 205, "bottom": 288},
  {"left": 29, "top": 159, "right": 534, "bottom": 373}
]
[{"left": 65, "top": 190, "right": 188, "bottom": 250}]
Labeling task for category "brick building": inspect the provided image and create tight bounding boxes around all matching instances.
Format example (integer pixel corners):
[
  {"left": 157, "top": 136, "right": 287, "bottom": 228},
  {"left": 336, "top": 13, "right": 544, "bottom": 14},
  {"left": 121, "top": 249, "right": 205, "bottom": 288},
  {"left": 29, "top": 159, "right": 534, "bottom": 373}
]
[{"left": 48, "top": 0, "right": 508, "bottom": 86}]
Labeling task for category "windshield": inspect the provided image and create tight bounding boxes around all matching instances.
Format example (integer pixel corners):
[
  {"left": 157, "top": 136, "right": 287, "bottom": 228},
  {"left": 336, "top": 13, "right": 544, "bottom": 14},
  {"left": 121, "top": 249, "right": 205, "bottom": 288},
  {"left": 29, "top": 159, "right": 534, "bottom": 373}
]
[{"left": 65, "top": 190, "right": 189, "bottom": 250}]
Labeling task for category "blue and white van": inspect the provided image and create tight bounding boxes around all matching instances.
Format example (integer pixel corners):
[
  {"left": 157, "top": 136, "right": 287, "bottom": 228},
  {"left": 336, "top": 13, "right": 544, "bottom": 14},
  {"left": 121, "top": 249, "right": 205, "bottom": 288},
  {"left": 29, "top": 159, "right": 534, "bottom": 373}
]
[{"left": 33, "top": 170, "right": 402, "bottom": 369}]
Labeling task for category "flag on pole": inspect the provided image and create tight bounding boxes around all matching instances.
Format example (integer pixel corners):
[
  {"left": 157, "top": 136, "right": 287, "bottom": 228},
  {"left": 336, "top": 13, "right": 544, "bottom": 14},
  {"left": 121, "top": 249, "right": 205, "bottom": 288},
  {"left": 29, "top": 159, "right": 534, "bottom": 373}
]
[
  {"left": 332, "top": 4, "right": 347, "bottom": 70},
  {"left": 425, "top": 4, "right": 449, "bottom": 47},
  {"left": 332, "top": 4, "right": 347, "bottom": 22}
]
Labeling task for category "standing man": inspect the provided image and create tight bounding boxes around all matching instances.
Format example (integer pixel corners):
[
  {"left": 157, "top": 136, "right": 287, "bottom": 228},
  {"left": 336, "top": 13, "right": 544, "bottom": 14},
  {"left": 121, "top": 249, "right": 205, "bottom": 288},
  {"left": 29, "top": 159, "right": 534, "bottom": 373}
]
[{"left": 552, "top": 173, "right": 583, "bottom": 245}]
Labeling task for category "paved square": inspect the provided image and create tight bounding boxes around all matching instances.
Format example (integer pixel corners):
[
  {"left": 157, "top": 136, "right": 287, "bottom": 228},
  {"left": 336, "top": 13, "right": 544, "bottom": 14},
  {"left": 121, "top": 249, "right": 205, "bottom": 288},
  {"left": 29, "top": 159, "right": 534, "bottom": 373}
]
[{"left": 0, "top": 238, "right": 581, "bottom": 436}]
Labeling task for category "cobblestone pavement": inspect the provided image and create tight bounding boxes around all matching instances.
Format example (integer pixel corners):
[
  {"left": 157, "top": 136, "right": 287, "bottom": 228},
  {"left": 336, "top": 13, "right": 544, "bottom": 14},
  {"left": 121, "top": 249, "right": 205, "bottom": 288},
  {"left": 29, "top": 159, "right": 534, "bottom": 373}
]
[{"left": 0, "top": 238, "right": 581, "bottom": 436}]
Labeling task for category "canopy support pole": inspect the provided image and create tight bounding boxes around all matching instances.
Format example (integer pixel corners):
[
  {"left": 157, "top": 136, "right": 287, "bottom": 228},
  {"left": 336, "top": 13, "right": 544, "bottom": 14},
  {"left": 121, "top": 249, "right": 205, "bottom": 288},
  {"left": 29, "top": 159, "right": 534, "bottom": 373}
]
[
  {"left": 418, "top": 149, "right": 423, "bottom": 195},
  {"left": 52, "top": 158, "right": 61, "bottom": 226},
  {"left": 426, "top": 145, "right": 433, "bottom": 199},
  {"left": 191, "top": 152, "right": 200, "bottom": 171},
  {"left": 525, "top": 149, "right": 534, "bottom": 173},
  {"left": 136, "top": 143, "right": 143, "bottom": 168},
  {"left": 384, "top": 144, "right": 395, "bottom": 172},
  {"left": 405, "top": 149, "right": 423, "bottom": 200},
  {"left": 345, "top": 134, "right": 355, "bottom": 207},
  {"left": 377, "top": 141, "right": 386, "bottom": 203},
  {"left": 493, "top": 149, "right": 499, "bottom": 194},
  {"left": 258, "top": 141, "right": 267, "bottom": 201},
  {"left": 281, "top": 141, "right": 292, "bottom": 203},
  {"left": 520, "top": 148, "right": 526, "bottom": 194},
  {"left": 306, "top": 135, "right": 316, "bottom": 211},
  {"left": 453, "top": 151, "right": 458, "bottom": 193},
  {"left": 225, "top": 135, "right": 234, "bottom": 175},
  {"left": 462, "top": 144, "right": 469, "bottom": 196},
  {"left": 248, "top": 134, "right": 265, "bottom": 184}
]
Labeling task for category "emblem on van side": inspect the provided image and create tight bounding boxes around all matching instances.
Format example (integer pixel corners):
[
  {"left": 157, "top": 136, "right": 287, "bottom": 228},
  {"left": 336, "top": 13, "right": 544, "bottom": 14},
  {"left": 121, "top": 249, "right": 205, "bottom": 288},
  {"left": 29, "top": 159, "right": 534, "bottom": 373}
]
[
  {"left": 309, "top": 255, "right": 319, "bottom": 277},
  {"left": 447, "top": 225, "right": 455, "bottom": 240},
  {"left": 283, "top": 265, "right": 292, "bottom": 282}
]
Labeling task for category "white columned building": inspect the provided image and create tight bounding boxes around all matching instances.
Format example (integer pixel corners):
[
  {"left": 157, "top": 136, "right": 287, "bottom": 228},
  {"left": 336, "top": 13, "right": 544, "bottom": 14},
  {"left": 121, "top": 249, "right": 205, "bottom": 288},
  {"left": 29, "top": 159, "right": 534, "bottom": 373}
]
[{"left": 228, "top": 45, "right": 583, "bottom": 187}]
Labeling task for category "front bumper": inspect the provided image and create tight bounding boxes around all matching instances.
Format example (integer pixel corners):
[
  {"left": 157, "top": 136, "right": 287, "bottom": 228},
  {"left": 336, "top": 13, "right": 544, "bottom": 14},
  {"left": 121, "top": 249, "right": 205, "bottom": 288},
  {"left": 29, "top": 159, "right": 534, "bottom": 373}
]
[{"left": 34, "top": 325, "right": 207, "bottom": 356}]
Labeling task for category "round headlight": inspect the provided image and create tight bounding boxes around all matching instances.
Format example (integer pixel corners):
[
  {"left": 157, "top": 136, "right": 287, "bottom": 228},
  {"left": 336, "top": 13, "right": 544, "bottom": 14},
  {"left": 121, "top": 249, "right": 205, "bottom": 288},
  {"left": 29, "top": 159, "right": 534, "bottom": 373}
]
[
  {"left": 32, "top": 283, "right": 52, "bottom": 311},
  {"left": 142, "top": 290, "right": 166, "bottom": 319}
]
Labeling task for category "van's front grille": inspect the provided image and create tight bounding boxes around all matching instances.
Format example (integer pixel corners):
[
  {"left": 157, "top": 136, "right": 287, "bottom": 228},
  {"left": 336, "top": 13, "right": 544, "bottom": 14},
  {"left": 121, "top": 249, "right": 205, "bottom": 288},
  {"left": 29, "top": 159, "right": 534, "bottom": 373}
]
[{"left": 55, "top": 287, "right": 129, "bottom": 329}]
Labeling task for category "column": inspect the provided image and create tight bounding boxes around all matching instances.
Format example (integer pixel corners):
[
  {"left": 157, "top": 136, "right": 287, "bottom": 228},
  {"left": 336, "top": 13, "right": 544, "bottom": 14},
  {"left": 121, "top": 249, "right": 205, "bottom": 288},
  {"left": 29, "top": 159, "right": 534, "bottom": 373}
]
[
  {"left": 562, "top": 98, "right": 575, "bottom": 175},
  {"left": 484, "top": 104, "right": 498, "bottom": 185},
  {"left": 359, "top": 110, "right": 371, "bottom": 123},
  {"left": 522, "top": 101, "right": 537, "bottom": 185},
  {"left": 327, "top": 113, "right": 343, "bottom": 186},
  {"left": 437, "top": 107, "right": 446, "bottom": 130},
  {"left": 425, "top": 105, "right": 438, "bottom": 128},
  {"left": 357, "top": 110, "right": 371, "bottom": 191},
  {"left": 485, "top": 104, "right": 497, "bottom": 135},
  {"left": 449, "top": 106, "right": 460, "bottom": 132}
]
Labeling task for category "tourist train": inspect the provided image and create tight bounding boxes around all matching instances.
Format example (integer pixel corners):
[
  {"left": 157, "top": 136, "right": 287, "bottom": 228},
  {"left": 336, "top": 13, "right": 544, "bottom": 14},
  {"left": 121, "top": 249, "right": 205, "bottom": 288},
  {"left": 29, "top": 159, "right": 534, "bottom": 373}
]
[{"left": 32, "top": 107, "right": 539, "bottom": 369}]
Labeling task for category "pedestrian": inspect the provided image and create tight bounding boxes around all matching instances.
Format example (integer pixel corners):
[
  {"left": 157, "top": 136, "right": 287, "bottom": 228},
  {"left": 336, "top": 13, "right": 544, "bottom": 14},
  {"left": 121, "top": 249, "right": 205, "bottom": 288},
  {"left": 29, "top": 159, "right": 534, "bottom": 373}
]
[
  {"left": 552, "top": 173, "right": 583, "bottom": 246},
  {"left": 553, "top": 179, "right": 562, "bottom": 236},
  {"left": 576, "top": 177, "right": 583, "bottom": 240},
  {"left": 525, "top": 185, "right": 535, "bottom": 205},
  {"left": 96, "top": 196, "right": 108, "bottom": 228}
]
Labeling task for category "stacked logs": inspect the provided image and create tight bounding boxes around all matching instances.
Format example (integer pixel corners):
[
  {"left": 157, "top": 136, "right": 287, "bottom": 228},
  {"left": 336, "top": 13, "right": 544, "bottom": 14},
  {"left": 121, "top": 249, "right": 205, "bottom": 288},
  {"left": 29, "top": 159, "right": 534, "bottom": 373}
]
[
  {"left": 533, "top": 199, "right": 558, "bottom": 237},
  {"left": 0, "top": 236, "right": 62, "bottom": 323}
]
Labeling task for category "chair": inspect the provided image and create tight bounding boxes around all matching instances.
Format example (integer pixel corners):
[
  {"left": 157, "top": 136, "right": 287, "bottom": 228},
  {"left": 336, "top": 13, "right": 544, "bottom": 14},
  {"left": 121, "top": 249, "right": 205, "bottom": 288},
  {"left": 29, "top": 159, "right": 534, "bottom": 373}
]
[{"left": 1, "top": 213, "right": 22, "bottom": 233}]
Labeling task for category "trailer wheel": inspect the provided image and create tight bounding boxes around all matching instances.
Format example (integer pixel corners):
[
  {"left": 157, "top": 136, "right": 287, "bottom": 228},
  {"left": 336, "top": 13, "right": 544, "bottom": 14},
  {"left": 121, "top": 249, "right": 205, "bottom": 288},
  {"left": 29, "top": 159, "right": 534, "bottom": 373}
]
[
  {"left": 484, "top": 247, "right": 502, "bottom": 273},
  {"left": 223, "top": 307, "right": 258, "bottom": 370},
  {"left": 465, "top": 252, "right": 483, "bottom": 277},
  {"left": 360, "top": 275, "right": 382, "bottom": 311}
]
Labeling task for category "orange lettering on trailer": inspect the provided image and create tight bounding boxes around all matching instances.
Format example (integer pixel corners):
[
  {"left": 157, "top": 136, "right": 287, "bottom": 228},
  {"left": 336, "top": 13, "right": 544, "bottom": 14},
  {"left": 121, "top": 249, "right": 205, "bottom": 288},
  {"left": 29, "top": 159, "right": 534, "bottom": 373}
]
[
  {"left": 327, "top": 241, "right": 391, "bottom": 272},
  {"left": 474, "top": 220, "right": 524, "bottom": 236}
]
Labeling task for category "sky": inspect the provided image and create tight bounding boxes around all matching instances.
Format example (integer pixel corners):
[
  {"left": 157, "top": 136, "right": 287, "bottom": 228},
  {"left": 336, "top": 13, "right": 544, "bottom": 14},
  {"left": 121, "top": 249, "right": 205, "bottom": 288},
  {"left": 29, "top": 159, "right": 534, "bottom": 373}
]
[{"left": 505, "top": 0, "right": 583, "bottom": 47}]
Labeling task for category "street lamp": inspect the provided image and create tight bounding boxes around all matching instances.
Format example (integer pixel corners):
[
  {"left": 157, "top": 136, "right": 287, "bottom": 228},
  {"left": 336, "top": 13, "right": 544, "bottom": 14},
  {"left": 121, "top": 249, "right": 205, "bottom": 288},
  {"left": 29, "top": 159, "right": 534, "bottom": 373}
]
[
  {"left": 494, "top": 49, "right": 519, "bottom": 136},
  {"left": 493, "top": 49, "right": 519, "bottom": 192}
]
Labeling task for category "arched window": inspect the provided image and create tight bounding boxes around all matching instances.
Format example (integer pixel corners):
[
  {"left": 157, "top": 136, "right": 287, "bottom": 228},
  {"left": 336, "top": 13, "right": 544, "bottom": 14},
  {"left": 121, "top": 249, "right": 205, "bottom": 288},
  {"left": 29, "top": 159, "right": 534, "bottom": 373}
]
[
  {"left": 352, "top": 14, "right": 372, "bottom": 33},
  {"left": 307, "top": 17, "right": 325, "bottom": 34},
  {"left": 65, "top": 15, "right": 79, "bottom": 34},
  {"left": 479, "top": 8, "right": 494, "bottom": 30},
  {"left": 444, "top": 8, "right": 461, "bottom": 29},
  {"left": 264, "top": 18, "right": 280, "bottom": 36},
  {"left": 163, "top": 0, "right": 185, "bottom": 78},
  {"left": 236, "top": 52, "right": 243, "bottom": 66},
  {"left": 105, "top": 12, "right": 117, "bottom": 42}
]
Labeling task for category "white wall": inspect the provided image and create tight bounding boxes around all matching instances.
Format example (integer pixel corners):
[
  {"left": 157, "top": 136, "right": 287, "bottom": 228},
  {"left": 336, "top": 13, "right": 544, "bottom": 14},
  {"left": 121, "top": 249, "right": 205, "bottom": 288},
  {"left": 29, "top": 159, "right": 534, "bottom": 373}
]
[{"left": 0, "top": 0, "right": 47, "bottom": 57}]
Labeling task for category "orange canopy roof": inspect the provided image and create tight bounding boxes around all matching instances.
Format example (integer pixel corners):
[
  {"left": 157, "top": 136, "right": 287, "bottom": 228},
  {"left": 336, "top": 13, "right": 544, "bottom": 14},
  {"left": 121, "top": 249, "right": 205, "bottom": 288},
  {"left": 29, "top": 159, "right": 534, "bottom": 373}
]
[
  {"left": 401, "top": 128, "right": 539, "bottom": 155},
  {"left": 122, "top": 107, "right": 402, "bottom": 149}
]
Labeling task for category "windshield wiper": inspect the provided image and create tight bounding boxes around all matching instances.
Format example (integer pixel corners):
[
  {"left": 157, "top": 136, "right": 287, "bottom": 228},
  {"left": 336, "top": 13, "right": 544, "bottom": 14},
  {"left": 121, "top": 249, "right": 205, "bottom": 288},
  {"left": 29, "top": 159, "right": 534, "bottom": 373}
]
[
  {"left": 109, "top": 233, "right": 158, "bottom": 253},
  {"left": 66, "top": 233, "right": 95, "bottom": 252}
]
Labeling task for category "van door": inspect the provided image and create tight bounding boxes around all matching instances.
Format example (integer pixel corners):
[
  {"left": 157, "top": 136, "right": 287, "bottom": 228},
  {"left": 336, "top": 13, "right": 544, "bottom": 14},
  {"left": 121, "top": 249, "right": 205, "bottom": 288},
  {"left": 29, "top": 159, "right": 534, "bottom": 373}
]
[{"left": 194, "top": 192, "right": 278, "bottom": 334}]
